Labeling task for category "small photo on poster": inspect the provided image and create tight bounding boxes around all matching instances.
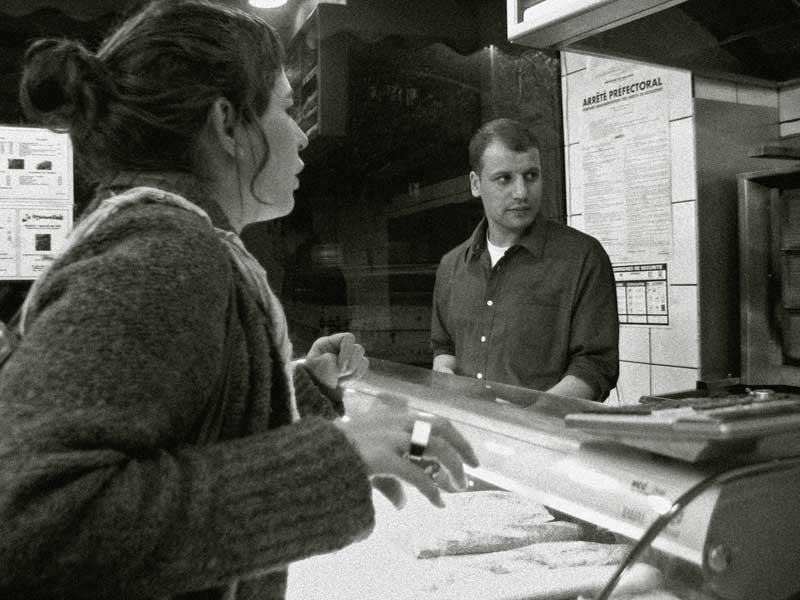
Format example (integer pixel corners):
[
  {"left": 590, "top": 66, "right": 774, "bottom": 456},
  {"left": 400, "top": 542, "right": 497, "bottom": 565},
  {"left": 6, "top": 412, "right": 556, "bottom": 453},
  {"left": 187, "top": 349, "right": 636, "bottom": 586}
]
[{"left": 35, "top": 234, "right": 52, "bottom": 252}]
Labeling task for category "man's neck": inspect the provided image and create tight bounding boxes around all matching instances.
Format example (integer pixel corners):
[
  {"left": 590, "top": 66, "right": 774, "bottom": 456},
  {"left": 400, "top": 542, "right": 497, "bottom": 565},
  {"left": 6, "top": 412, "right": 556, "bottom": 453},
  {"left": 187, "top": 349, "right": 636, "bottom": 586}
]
[{"left": 486, "top": 225, "right": 519, "bottom": 248}]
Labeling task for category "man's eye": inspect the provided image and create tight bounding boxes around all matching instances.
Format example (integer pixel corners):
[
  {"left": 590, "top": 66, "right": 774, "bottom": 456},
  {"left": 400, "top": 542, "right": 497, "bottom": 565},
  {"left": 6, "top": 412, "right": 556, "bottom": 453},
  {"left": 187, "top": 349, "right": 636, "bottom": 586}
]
[{"left": 525, "top": 172, "right": 540, "bottom": 181}]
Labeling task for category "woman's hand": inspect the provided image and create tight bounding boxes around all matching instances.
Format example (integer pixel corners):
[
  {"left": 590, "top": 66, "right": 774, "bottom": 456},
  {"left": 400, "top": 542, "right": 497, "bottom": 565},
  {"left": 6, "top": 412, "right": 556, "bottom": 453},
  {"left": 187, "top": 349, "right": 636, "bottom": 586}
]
[
  {"left": 302, "top": 332, "right": 368, "bottom": 390},
  {"left": 335, "top": 404, "right": 480, "bottom": 509}
]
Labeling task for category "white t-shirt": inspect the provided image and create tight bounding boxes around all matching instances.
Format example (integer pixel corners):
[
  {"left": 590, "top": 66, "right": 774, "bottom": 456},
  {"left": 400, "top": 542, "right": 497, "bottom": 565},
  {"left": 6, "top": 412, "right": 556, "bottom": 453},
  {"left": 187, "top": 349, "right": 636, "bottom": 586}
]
[{"left": 486, "top": 234, "right": 511, "bottom": 267}]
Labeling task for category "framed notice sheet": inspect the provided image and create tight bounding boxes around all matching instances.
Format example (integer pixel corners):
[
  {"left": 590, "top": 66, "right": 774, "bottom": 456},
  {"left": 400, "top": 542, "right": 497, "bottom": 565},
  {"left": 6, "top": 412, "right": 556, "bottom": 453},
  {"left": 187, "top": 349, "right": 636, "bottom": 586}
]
[{"left": 0, "top": 125, "right": 73, "bottom": 280}]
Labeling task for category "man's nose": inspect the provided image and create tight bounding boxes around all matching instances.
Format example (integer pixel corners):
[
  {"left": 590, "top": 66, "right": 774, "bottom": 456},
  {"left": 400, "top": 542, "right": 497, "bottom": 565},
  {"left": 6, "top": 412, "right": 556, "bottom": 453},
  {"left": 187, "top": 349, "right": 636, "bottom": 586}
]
[{"left": 512, "top": 176, "right": 527, "bottom": 199}]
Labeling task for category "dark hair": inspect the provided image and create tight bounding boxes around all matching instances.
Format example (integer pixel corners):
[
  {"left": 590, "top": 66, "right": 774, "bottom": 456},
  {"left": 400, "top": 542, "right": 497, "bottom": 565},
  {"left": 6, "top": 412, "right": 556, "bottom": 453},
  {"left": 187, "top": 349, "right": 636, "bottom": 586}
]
[
  {"left": 468, "top": 118, "right": 540, "bottom": 173},
  {"left": 19, "top": 0, "right": 285, "bottom": 185}
]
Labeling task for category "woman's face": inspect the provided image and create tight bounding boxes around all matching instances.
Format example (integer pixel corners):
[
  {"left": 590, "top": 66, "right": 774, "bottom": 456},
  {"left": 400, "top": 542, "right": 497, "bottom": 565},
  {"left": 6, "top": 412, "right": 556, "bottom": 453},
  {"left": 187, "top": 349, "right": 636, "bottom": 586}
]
[{"left": 240, "top": 69, "right": 308, "bottom": 223}]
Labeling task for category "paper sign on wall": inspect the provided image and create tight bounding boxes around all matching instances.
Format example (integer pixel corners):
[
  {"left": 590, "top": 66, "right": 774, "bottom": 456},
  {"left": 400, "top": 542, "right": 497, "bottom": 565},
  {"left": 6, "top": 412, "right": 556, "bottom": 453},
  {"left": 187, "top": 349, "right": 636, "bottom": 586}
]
[
  {"left": 0, "top": 125, "right": 73, "bottom": 280},
  {"left": 581, "top": 57, "right": 672, "bottom": 265},
  {"left": 614, "top": 262, "right": 669, "bottom": 326}
]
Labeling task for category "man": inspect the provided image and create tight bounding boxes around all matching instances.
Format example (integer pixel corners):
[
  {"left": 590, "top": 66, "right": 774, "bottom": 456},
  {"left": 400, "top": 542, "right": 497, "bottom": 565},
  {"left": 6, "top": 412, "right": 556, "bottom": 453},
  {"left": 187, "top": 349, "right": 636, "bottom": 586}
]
[{"left": 431, "top": 118, "right": 618, "bottom": 401}]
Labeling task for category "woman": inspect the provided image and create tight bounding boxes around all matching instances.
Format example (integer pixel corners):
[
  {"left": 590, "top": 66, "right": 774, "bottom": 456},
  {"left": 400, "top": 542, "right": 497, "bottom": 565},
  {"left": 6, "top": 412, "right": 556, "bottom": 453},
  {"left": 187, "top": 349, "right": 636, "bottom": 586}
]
[{"left": 0, "top": 1, "right": 477, "bottom": 598}]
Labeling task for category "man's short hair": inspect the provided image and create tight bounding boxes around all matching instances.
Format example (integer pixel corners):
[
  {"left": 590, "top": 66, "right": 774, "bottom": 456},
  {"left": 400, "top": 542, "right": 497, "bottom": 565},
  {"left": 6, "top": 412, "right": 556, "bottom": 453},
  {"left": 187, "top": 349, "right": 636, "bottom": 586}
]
[{"left": 469, "top": 118, "right": 540, "bottom": 173}]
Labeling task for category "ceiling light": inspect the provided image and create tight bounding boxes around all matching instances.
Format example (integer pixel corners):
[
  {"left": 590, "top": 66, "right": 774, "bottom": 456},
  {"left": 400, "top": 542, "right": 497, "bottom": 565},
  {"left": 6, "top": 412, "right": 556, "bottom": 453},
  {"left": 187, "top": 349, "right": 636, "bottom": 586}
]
[{"left": 249, "top": 0, "right": 289, "bottom": 8}]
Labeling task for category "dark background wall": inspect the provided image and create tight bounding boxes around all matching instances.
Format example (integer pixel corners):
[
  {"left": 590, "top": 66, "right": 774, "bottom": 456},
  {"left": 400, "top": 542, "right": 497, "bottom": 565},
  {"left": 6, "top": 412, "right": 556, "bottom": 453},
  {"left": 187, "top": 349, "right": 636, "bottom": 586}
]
[{"left": 0, "top": 0, "right": 565, "bottom": 365}]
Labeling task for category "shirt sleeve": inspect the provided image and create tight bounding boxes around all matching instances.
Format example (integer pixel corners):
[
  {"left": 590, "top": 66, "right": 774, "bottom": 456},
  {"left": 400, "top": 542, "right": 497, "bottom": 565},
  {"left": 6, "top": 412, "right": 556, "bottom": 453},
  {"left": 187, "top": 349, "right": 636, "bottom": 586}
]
[
  {"left": 430, "top": 255, "right": 456, "bottom": 358},
  {"left": 562, "top": 239, "right": 620, "bottom": 401},
  {"left": 0, "top": 205, "right": 374, "bottom": 598}
]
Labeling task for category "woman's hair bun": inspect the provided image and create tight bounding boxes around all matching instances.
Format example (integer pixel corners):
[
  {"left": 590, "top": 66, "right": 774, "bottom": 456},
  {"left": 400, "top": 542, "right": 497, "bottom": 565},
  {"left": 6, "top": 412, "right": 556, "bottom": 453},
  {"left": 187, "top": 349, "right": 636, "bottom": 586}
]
[{"left": 19, "top": 38, "right": 112, "bottom": 129}]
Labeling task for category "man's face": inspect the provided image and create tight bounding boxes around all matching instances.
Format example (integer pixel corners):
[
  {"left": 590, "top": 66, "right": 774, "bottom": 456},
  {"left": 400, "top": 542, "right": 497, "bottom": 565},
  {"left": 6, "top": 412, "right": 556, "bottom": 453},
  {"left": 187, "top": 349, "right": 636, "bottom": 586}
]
[{"left": 470, "top": 141, "right": 542, "bottom": 244}]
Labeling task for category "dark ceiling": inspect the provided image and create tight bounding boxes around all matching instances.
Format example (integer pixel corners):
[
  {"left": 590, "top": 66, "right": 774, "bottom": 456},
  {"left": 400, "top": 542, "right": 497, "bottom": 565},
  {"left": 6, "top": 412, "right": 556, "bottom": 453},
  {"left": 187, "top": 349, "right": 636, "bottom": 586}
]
[{"left": 572, "top": 0, "right": 800, "bottom": 83}]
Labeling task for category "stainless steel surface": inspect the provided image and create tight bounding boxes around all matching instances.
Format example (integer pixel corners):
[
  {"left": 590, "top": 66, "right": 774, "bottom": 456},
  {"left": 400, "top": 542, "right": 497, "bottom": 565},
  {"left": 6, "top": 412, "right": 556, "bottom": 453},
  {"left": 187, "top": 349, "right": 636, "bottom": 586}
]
[
  {"left": 739, "top": 165, "right": 800, "bottom": 385},
  {"left": 336, "top": 359, "right": 800, "bottom": 599},
  {"left": 344, "top": 359, "right": 719, "bottom": 561}
]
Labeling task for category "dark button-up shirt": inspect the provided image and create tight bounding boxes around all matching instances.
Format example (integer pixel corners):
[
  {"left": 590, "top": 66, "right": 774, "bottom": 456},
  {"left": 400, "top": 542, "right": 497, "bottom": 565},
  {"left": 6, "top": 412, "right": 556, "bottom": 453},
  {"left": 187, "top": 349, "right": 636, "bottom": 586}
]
[{"left": 431, "top": 215, "right": 619, "bottom": 400}]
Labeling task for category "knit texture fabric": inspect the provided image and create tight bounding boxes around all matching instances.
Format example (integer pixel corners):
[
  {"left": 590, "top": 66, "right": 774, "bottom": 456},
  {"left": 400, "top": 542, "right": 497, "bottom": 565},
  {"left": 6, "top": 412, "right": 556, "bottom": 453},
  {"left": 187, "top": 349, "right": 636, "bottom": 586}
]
[{"left": 0, "top": 172, "right": 375, "bottom": 599}]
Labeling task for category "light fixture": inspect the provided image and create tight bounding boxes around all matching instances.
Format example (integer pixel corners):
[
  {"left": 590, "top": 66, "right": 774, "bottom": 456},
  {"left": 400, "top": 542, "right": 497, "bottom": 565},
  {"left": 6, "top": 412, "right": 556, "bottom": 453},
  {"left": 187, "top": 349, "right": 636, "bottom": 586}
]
[{"left": 248, "top": 0, "right": 288, "bottom": 8}]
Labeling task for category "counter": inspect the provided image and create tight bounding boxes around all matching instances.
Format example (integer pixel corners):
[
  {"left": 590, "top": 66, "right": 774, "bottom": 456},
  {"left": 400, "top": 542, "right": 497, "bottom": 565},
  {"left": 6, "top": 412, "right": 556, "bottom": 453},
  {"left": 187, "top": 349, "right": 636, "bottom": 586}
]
[{"left": 288, "top": 360, "right": 800, "bottom": 600}]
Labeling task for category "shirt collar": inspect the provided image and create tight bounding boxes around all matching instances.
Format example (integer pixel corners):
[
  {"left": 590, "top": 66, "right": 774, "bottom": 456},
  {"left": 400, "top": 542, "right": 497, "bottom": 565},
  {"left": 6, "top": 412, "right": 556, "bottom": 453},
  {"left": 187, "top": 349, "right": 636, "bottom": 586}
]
[
  {"left": 93, "top": 171, "right": 234, "bottom": 232},
  {"left": 465, "top": 213, "right": 549, "bottom": 262}
]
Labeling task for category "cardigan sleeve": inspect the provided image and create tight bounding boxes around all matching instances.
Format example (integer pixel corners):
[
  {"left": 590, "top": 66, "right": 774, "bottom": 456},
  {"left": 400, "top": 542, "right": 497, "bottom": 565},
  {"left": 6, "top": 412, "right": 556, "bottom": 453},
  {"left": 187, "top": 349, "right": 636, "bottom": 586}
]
[
  {"left": 293, "top": 363, "right": 345, "bottom": 419},
  {"left": 0, "top": 204, "right": 374, "bottom": 599}
]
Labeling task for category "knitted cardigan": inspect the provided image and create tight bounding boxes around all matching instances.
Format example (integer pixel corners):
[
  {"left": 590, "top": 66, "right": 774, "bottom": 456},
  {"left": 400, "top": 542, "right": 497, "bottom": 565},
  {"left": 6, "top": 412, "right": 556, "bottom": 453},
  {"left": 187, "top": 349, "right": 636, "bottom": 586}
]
[{"left": 0, "top": 172, "right": 375, "bottom": 600}]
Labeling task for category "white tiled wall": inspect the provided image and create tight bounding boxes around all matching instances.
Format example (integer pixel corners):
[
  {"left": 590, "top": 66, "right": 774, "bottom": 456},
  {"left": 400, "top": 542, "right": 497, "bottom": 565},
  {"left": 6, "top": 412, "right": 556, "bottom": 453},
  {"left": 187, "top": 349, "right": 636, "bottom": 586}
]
[
  {"left": 561, "top": 51, "right": 697, "bottom": 405},
  {"left": 650, "top": 285, "right": 699, "bottom": 367},
  {"left": 669, "top": 201, "right": 697, "bottom": 285},
  {"left": 651, "top": 365, "right": 699, "bottom": 396},
  {"left": 695, "top": 77, "right": 800, "bottom": 139},
  {"left": 614, "top": 361, "right": 652, "bottom": 405},
  {"left": 694, "top": 77, "right": 779, "bottom": 108},
  {"left": 669, "top": 119, "right": 697, "bottom": 203},
  {"left": 563, "top": 57, "right": 796, "bottom": 404}
]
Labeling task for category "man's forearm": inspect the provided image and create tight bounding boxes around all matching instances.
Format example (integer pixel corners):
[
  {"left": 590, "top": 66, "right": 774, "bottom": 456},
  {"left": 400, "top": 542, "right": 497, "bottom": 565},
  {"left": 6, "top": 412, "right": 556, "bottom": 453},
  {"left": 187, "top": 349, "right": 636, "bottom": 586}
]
[{"left": 545, "top": 374, "right": 595, "bottom": 400}]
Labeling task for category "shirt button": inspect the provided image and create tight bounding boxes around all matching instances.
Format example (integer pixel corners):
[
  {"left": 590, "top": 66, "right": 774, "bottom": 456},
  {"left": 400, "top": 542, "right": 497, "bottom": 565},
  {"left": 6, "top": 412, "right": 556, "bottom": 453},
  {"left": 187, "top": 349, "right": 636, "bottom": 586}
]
[
  {"left": 476, "top": 373, "right": 483, "bottom": 379},
  {"left": 487, "top": 300, "right": 493, "bottom": 306},
  {"left": 480, "top": 336, "right": 487, "bottom": 342}
]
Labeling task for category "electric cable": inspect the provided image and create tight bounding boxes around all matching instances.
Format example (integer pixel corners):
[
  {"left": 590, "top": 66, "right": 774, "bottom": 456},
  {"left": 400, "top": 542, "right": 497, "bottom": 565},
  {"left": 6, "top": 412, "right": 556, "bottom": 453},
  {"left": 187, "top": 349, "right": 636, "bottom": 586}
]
[{"left": 594, "top": 455, "right": 800, "bottom": 600}]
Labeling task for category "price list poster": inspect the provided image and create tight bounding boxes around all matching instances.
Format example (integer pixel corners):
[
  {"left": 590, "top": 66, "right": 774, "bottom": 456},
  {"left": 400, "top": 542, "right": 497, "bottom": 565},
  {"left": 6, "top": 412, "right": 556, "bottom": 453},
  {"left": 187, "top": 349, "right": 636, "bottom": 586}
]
[{"left": 0, "top": 125, "right": 73, "bottom": 280}]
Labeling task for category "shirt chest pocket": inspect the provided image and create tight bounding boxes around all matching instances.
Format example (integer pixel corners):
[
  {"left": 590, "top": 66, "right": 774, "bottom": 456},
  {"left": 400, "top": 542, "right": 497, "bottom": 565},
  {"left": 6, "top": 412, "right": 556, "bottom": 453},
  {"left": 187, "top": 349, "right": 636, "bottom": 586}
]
[{"left": 499, "top": 273, "right": 573, "bottom": 372}]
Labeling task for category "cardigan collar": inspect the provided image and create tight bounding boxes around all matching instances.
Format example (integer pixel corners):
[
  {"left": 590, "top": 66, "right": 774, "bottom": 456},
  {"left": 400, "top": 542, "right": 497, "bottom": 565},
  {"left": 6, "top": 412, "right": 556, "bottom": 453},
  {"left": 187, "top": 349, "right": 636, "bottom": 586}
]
[{"left": 94, "top": 171, "right": 235, "bottom": 233}]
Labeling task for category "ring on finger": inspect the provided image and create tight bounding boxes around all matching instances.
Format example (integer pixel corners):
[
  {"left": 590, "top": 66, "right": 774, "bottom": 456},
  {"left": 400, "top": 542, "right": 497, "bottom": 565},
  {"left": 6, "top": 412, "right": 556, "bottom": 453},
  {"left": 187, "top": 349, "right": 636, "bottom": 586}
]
[{"left": 408, "top": 419, "right": 432, "bottom": 465}]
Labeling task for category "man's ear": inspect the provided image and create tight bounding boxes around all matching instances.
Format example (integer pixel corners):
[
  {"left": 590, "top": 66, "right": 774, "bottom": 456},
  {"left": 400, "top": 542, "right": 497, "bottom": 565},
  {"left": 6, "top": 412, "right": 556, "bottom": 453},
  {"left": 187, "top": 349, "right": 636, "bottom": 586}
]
[
  {"left": 206, "top": 97, "right": 239, "bottom": 158},
  {"left": 469, "top": 170, "right": 481, "bottom": 198}
]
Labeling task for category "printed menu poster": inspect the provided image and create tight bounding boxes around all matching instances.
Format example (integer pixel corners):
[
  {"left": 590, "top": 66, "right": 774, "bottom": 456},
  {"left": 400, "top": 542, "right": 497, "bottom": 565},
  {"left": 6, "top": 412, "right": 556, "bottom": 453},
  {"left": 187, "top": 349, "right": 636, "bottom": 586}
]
[
  {"left": 580, "top": 57, "right": 672, "bottom": 264},
  {"left": 0, "top": 125, "right": 73, "bottom": 279}
]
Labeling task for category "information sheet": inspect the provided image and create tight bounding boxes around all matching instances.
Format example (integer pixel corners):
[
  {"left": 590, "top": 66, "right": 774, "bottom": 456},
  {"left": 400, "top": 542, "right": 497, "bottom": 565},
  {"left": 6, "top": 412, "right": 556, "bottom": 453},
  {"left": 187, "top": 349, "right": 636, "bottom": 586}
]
[
  {"left": 0, "top": 125, "right": 73, "bottom": 279},
  {"left": 581, "top": 57, "right": 672, "bottom": 265},
  {"left": 614, "top": 263, "right": 669, "bottom": 326}
]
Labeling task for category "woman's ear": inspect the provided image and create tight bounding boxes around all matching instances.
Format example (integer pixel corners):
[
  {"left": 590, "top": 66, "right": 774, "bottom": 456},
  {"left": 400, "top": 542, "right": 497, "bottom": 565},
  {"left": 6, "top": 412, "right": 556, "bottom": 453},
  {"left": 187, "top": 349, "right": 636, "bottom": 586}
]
[{"left": 206, "top": 97, "right": 239, "bottom": 158}]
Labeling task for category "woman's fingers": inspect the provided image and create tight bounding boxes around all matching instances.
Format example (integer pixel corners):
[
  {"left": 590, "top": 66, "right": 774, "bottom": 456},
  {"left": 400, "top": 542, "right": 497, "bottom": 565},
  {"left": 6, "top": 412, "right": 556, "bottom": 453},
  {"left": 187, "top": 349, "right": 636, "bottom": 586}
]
[
  {"left": 371, "top": 475, "right": 406, "bottom": 509},
  {"left": 423, "top": 417, "right": 480, "bottom": 468},
  {"left": 306, "top": 332, "right": 368, "bottom": 382},
  {"left": 418, "top": 435, "right": 469, "bottom": 491},
  {"left": 335, "top": 407, "right": 479, "bottom": 510},
  {"left": 336, "top": 333, "right": 356, "bottom": 371},
  {"left": 388, "top": 456, "right": 444, "bottom": 508}
]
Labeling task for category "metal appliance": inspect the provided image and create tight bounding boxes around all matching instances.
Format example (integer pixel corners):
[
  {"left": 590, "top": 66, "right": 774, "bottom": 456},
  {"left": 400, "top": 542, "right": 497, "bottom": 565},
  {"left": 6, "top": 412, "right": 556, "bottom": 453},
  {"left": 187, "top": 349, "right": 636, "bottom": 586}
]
[{"left": 338, "top": 359, "right": 800, "bottom": 600}]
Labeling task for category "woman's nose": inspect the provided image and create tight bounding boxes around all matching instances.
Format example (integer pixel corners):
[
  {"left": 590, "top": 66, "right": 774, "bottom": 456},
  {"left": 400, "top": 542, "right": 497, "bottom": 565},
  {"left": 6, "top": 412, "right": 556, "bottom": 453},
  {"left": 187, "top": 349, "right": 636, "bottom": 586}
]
[{"left": 296, "top": 121, "right": 309, "bottom": 152}]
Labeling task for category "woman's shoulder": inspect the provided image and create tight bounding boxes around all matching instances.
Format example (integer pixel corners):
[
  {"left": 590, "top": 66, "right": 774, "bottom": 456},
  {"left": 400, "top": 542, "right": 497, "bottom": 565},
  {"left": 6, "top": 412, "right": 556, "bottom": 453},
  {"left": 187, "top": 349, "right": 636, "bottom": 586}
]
[
  {"left": 83, "top": 195, "right": 227, "bottom": 258},
  {"left": 51, "top": 196, "right": 234, "bottom": 294}
]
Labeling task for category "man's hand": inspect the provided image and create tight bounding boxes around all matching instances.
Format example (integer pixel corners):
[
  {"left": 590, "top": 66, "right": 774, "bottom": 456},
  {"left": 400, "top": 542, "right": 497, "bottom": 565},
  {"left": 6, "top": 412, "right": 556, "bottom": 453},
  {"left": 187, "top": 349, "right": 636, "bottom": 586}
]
[
  {"left": 301, "top": 332, "right": 368, "bottom": 389},
  {"left": 432, "top": 353, "right": 457, "bottom": 375},
  {"left": 545, "top": 374, "right": 595, "bottom": 400}
]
